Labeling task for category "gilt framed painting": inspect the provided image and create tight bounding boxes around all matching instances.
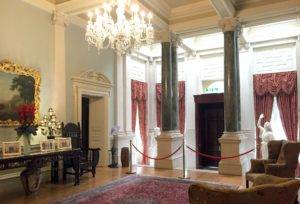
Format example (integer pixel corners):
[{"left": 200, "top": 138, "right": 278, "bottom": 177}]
[{"left": 0, "top": 60, "right": 40, "bottom": 127}]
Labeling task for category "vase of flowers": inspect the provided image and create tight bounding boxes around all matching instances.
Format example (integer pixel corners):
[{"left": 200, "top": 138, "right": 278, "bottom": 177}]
[{"left": 15, "top": 104, "right": 38, "bottom": 154}]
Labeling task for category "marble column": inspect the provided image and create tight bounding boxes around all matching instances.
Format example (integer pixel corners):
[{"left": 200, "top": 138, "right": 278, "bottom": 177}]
[
  {"left": 171, "top": 42, "right": 179, "bottom": 130},
  {"left": 155, "top": 32, "right": 182, "bottom": 169},
  {"left": 218, "top": 18, "right": 249, "bottom": 175},
  {"left": 161, "top": 41, "right": 173, "bottom": 131},
  {"left": 52, "top": 12, "right": 68, "bottom": 122}
]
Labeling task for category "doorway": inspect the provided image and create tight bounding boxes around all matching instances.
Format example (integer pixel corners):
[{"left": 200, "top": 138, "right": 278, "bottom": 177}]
[
  {"left": 80, "top": 95, "right": 109, "bottom": 166},
  {"left": 81, "top": 97, "right": 89, "bottom": 151},
  {"left": 194, "top": 93, "right": 224, "bottom": 169}
]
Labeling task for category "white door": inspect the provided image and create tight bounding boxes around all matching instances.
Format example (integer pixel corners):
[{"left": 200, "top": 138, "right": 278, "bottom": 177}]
[{"left": 89, "top": 96, "right": 109, "bottom": 166}]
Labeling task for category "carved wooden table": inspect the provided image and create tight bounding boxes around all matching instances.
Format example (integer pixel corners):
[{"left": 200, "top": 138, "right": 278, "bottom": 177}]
[{"left": 0, "top": 148, "right": 82, "bottom": 194}]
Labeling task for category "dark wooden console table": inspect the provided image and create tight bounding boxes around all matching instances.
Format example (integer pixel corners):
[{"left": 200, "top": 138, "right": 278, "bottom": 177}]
[{"left": 0, "top": 148, "right": 82, "bottom": 194}]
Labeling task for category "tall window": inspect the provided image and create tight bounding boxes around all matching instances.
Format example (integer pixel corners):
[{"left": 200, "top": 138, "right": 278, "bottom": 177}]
[
  {"left": 270, "top": 97, "right": 286, "bottom": 140},
  {"left": 253, "top": 43, "right": 296, "bottom": 141}
]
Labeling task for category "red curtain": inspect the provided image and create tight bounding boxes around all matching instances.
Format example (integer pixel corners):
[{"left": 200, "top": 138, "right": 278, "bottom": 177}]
[
  {"left": 156, "top": 81, "right": 185, "bottom": 134},
  {"left": 253, "top": 71, "right": 298, "bottom": 158},
  {"left": 131, "top": 80, "right": 149, "bottom": 165}
]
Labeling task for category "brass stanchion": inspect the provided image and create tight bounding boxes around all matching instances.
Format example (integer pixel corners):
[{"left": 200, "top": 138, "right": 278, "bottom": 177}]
[
  {"left": 179, "top": 136, "right": 190, "bottom": 179},
  {"left": 126, "top": 140, "right": 136, "bottom": 174}
]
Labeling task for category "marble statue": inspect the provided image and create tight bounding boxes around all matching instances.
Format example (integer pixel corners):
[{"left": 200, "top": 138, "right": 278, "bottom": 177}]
[{"left": 257, "top": 114, "right": 274, "bottom": 159}]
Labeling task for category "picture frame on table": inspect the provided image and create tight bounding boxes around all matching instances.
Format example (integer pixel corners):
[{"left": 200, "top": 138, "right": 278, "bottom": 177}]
[
  {"left": 56, "top": 138, "right": 72, "bottom": 150},
  {"left": 2, "top": 141, "right": 21, "bottom": 157},
  {"left": 40, "top": 140, "right": 56, "bottom": 152}
]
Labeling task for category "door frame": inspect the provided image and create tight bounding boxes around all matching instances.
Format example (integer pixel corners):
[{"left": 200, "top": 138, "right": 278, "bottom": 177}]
[
  {"left": 194, "top": 93, "right": 224, "bottom": 169},
  {"left": 72, "top": 70, "right": 113, "bottom": 166}
]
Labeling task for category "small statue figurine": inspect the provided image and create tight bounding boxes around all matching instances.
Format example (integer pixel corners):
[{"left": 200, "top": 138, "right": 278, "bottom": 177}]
[
  {"left": 257, "top": 114, "right": 274, "bottom": 159},
  {"left": 108, "top": 126, "right": 120, "bottom": 168}
]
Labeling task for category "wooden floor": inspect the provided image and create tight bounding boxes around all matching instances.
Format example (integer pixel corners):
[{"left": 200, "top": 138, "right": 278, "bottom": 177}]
[{"left": 0, "top": 166, "right": 244, "bottom": 204}]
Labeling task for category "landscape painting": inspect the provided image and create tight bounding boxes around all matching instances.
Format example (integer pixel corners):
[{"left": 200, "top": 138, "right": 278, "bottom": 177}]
[
  {"left": 0, "top": 60, "right": 41, "bottom": 126},
  {"left": 0, "top": 72, "right": 35, "bottom": 123}
]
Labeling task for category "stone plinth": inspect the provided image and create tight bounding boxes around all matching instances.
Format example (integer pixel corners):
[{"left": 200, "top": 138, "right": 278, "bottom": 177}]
[
  {"left": 218, "top": 132, "right": 250, "bottom": 175},
  {"left": 155, "top": 131, "right": 183, "bottom": 169},
  {"left": 114, "top": 131, "right": 135, "bottom": 166}
]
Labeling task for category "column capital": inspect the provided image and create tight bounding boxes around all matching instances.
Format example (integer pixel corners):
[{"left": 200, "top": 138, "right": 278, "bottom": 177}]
[
  {"left": 218, "top": 18, "right": 241, "bottom": 33},
  {"left": 160, "top": 30, "right": 180, "bottom": 45},
  {"left": 52, "top": 11, "right": 69, "bottom": 27}
]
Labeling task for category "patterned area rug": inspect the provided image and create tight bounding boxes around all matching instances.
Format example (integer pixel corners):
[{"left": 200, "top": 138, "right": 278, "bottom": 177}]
[{"left": 57, "top": 175, "right": 238, "bottom": 204}]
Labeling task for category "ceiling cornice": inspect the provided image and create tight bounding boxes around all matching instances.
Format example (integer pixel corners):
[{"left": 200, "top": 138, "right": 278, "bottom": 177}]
[
  {"left": 237, "top": 0, "right": 300, "bottom": 24},
  {"left": 170, "top": 0, "right": 214, "bottom": 22},
  {"left": 171, "top": 0, "right": 300, "bottom": 37},
  {"left": 209, "top": 0, "right": 236, "bottom": 18},
  {"left": 56, "top": 0, "right": 168, "bottom": 30},
  {"left": 22, "top": 0, "right": 300, "bottom": 39},
  {"left": 22, "top": 0, "right": 55, "bottom": 13},
  {"left": 138, "top": 0, "right": 171, "bottom": 22}
]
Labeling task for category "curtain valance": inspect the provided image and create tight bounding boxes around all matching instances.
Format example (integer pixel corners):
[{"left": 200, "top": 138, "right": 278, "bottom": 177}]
[{"left": 253, "top": 71, "right": 297, "bottom": 96}]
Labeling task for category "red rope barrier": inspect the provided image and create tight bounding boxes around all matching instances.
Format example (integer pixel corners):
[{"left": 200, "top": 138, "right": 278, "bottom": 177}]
[
  {"left": 132, "top": 143, "right": 182, "bottom": 160},
  {"left": 186, "top": 145, "right": 255, "bottom": 160}
]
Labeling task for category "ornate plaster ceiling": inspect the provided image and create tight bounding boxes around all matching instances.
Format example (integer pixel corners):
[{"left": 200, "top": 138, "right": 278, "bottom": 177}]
[
  {"left": 163, "top": 0, "right": 203, "bottom": 8},
  {"left": 42, "top": 0, "right": 299, "bottom": 37}
]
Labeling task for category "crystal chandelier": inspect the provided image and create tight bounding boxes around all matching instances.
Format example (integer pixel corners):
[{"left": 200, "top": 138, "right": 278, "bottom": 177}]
[{"left": 85, "top": 0, "right": 154, "bottom": 55}]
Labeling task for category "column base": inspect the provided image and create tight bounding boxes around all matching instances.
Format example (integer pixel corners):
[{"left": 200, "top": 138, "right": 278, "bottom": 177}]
[
  {"left": 155, "top": 130, "right": 183, "bottom": 169},
  {"left": 218, "top": 132, "right": 250, "bottom": 176}
]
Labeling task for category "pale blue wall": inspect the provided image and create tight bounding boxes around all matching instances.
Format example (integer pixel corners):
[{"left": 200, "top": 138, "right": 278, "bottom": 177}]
[
  {"left": 0, "top": 0, "right": 54, "bottom": 114},
  {"left": 0, "top": 0, "right": 54, "bottom": 143},
  {"left": 0, "top": 0, "right": 116, "bottom": 142},
  {"left": 65, "top": 24, "right": 115, "bottom": 129}
]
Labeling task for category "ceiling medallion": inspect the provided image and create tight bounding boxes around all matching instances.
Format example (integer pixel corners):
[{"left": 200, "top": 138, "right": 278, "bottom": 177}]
[{"left": 85, "top": 0, "right": 154, "bottom": 55}]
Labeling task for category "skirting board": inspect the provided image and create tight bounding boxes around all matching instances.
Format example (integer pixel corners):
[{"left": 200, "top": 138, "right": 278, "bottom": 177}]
[{"left": 0, "top": 166, "right": 51, "bottom": 181}]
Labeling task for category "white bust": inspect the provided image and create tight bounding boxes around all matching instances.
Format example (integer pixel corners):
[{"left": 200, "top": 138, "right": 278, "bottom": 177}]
[{"left": 257, "top": 114, "right": 274, "bottom": 159}]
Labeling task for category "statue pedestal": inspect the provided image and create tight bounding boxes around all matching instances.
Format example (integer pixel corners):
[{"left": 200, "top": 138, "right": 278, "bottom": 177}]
[
  {"left": 155, "top": 131, "right": 183, "bottom": 169},
  {"left": 115, "top": 131, "right": 134, "bottom": 166},
  {"left": 218, "top": 132, "right": 250, "bottom": 175}
]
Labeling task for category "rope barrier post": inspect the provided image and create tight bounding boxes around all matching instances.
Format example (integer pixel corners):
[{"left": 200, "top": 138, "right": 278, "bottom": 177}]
[
  {"left": 179, "top": 135, "right": 190, "bottom": 180},
  {"left": 126, "top": 140, "right": 136, "bottom": 174}
]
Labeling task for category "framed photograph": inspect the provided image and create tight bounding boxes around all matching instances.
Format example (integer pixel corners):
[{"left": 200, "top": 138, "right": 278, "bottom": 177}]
[
  {"left": 0, "top": 60, "right": 41, "bottom": 127},
  {"left": 40, "top": 140, "right": 56, "bottom": 152},
  {"left": 56, "top": 138, "right": 72, "bottom": 150},
  {"left": 2, "top": 141, "right": 21, "bottom": 156}
]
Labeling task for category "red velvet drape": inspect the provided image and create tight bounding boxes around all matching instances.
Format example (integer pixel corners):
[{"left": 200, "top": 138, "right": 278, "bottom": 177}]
[
  {"left": 253, "top": 71, "right": 298, "bottom": 158},
  {"left": 131, "top": 80, "right": 149, "bottom": 165},
  {"left": 156, "top": 81, "right": 185, "bottom": 134}
]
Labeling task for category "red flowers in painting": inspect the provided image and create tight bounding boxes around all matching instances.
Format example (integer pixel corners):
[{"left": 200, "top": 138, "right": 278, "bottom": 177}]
[{"left": 17, "top": 104, "right": 36, "bottom": 125}]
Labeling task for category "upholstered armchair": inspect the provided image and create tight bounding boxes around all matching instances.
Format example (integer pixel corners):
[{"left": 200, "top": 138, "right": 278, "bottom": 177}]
[
  {"left": 189, "top": 175, "right": 300, "bottom": 204},
  {"left": 246, "top": 140, "right": 300, "bottom": 188}
]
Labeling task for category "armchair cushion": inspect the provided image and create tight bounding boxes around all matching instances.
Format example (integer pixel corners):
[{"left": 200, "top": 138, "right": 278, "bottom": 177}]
[
  {"left": 252, "top": 174, "right": 292, "bottom": 187},
  {"left": 248, "top": 159, "right": 274, "bottom": 174},
  {"left": 189, "top": 176, "right": 300, "bottom": 204}
]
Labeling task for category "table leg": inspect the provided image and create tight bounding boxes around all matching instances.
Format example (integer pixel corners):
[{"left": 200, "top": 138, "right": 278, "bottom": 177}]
[
  {"left": 74, "top": 156, "right": 80, "bottom": 186},
  {"left": 51, "top": 159, "right": 59, "bottom": 183}
]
